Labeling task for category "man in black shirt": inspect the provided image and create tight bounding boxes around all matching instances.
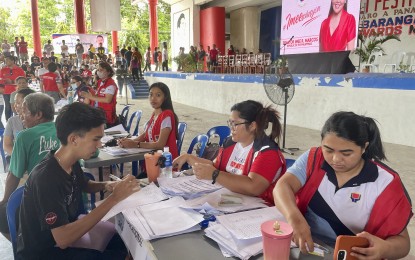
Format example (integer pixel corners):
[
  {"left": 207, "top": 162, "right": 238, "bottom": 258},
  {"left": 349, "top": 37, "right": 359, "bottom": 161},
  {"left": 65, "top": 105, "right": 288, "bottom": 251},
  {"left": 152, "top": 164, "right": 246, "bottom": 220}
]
[
  {"left": 17, "top": 103, "right": 140, "bottom": 260},
  {"left": 124, "top": 46, "right": 132, "bottom": 70},
  {"left": 120, "top": 45, "right": 127, "bottom": 66}
]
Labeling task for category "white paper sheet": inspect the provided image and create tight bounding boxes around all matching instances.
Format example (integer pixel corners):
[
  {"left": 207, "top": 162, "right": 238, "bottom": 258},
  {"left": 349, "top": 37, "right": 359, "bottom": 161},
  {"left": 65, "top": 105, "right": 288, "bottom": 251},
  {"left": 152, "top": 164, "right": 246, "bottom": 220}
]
[
  {"left": 217, "top": 207, "right": 286, "bottom": 240},
  {"left": 158, "top": 175, "right": 222, "bottom": 199},
  {"left": 96, "top": 183, "right": 168, "bottom": 221},
  {"left": 102, "top": 147, "right": 152, "bottom": 156},
  {"left": 104, "top": 124, "right": 127, "bottom": 133}
]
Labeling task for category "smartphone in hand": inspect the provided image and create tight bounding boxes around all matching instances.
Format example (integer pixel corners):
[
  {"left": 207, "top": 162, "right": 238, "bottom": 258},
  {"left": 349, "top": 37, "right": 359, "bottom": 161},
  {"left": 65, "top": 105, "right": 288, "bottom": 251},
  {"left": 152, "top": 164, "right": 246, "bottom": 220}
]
[{"left": 333, "top": 235, "right": 369, "bottom": 260}]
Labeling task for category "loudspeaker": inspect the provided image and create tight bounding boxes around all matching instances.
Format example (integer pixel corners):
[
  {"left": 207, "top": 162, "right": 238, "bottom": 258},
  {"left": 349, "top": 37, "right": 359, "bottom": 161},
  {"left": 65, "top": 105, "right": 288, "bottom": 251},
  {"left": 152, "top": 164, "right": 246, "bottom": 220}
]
[
  {"left": 286, "top": 51, "right": 356, "bottom": 74},
  {"left": 90, "top": 0, "right": 121, "bottom": 31}
]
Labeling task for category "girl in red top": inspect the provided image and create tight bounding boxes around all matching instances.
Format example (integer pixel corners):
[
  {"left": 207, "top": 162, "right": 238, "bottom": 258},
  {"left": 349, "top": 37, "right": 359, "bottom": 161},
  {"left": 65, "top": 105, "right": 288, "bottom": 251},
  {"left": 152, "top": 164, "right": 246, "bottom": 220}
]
[
  {"left": 173, "top": 100, "right": 287, "bottom": 205},
  {"left": 81, "top": 62, "right": 118, "bottom": 127},
  {"left": 319, "top": 0, "right": 356, "bottom": 52},
  {"left": 118, "top": 82, "right": 179, "bottom": 159}
]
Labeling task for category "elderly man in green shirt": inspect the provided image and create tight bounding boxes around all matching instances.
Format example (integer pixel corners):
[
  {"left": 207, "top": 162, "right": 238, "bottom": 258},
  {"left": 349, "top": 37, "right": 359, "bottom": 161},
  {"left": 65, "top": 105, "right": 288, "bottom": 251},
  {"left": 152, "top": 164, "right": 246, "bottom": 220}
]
[{"left": 0, "top": 93, "right": 60, "bottom": 240}]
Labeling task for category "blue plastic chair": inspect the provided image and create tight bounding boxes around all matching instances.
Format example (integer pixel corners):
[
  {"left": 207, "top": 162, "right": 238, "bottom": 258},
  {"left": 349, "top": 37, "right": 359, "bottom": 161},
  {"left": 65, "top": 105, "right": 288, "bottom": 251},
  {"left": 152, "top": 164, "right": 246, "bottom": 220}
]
[
  {"left": 0, "top": 128, "right": 7, "bottom": 172},
  {"left": 206, "top": 126, "right": 231, "bottom": 146},
  {"left": 286, "top": 158, "right": 295, "bottom": 169},
  {"left": 6, "top": 186, "right": 24, "bottom": 257},
  {"left": 119, "top": 105, "right": 130, "bottom": 129},
  {"left": 177, "top": 122, "right": 188, "bottom": 155},
  {"left": 125, "top": 110, "right": 143, "bottom": 136},
  {"left": 187, "top": 134, "right": 209, "bottom": 157}
]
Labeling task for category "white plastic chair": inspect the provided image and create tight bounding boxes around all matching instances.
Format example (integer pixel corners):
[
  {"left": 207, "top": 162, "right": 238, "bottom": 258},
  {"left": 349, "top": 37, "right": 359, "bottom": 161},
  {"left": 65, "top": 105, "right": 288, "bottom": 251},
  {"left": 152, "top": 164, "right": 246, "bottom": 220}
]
[
  {"left": 384, "top": 51, "right": 406, "bottom": 73},
  {"left": 361, "top": 52, "right": 383, "bottom": 72}
]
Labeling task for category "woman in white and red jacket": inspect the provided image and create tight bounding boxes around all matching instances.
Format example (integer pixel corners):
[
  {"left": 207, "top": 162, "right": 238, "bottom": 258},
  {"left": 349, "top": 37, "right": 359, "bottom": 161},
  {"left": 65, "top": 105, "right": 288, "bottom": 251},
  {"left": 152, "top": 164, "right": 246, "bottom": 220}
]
[
  {"left": 81, "top": 62, "right": 118, "bottom": 127},
  {"left": 173, "top": 100, "right": 287, "bottom": 205},
  {"left": 274, "top": 111, "right": 412, "bottom": 259}
]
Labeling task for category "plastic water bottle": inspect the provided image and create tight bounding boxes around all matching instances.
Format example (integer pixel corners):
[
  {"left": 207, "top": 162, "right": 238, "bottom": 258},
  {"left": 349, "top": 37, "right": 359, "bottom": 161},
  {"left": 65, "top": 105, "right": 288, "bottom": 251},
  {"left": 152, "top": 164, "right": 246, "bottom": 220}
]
[
  {"left": 161, "top": 146, "right": 172, "bottom": 178},
  {"left": 67, "top": 85, "right": 74, "bottom": 104}
]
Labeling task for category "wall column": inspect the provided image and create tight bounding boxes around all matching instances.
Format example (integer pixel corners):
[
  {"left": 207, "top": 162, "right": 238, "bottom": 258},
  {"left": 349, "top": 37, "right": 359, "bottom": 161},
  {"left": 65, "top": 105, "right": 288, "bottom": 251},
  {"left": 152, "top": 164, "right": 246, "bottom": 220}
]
[
  {"left": 112, "top": 31, "right": 118, "bottom": 53},
  {"left": 230, "top": 7, "right": 259, "bottom": 53},
  {"left": 149, "top": 0, "right": 159, "bottom": 64},
  {"left": 30, "top": 0, "right": 42, "bottom": 57},
  {"left": 200, "top": 7, "right": 225, "bottom": 54},
  {"left": 74, "top": 0, "right": 87, "bottom": 34}
]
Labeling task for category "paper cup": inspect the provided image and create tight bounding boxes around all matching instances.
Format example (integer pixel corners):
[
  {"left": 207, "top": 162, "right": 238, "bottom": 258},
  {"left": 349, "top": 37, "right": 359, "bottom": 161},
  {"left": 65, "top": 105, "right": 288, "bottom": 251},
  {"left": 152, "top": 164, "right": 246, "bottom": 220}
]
[{"left": 144, "top": 152, "right": 161, "bottom": 182}]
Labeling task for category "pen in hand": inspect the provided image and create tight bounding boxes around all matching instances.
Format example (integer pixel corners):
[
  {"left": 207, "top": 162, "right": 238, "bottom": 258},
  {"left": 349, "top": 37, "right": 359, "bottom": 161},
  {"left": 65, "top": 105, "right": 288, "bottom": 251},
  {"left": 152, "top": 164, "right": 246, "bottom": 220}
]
[{"left": 109, "top": 174, "right": 121, "bottom": 181}]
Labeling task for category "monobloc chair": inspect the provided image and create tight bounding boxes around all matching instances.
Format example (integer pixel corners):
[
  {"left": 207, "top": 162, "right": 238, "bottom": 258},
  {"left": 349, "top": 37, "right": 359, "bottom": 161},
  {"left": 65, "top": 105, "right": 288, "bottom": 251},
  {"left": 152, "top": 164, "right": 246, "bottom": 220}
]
[
  {"left": 119, "top": 105, "right": 130, "bottom": 129},
  {"left": 6, "top": 186, "right": 24, "bottom": 257},
  {"left": 187, "top": 134, "right": 209, "bottom": 157},
  {"left": 206, "top": 126, "right": 230, "bottom": 146},
  {"left": 286, "top": 158, "right": 295, "bottom": 169},
  {"left": 125, "top": 110, "right": 143, "bottom": 136},
  {"left": 0, "top": 128, "right": 7, "bottom": 172},
  {"left": 177, "top": 122, "right": 188, "bottom": 155}
]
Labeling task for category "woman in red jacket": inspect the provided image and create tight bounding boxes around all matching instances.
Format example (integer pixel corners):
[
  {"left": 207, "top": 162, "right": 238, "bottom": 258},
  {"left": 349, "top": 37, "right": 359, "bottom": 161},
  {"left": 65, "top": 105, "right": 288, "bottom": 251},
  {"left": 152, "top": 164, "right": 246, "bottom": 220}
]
[
  {"left": 118, "top": 82, "right": 179, "bottom": 159},
  {"left": 81, "top": 62, "right": 118, "bottom": 127}
]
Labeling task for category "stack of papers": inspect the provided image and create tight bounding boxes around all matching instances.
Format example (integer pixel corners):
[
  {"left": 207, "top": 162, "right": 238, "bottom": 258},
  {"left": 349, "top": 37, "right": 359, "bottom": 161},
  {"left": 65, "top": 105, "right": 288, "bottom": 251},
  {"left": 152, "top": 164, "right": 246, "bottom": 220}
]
[
  {"left": 157, "top": 175, "right": 222, "bottom": 199},
  {"left": 205, "top": 207, "right": 286, "bottom": 259},
  {"left": 184, "top": 188, "right": 268, "bottom": 215},
  {"left": 102, "top": 147, "right": 152, "bottom": 156},
  {"left": 96, "top": 183, "right": 168, "bottom": 221},
  {"left": 122, "top": 197, "right": 204, "bottom": 240}
]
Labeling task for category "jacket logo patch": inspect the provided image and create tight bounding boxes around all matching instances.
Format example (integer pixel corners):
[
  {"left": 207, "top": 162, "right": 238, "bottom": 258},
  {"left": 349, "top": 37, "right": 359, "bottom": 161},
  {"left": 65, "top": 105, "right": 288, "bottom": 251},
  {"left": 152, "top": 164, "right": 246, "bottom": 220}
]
[
  {"left": 350, "top": 192, "right": 361, "bottom": 203},
  {"left": 45, "top": 212, "right": 57, "bottom": 225}
]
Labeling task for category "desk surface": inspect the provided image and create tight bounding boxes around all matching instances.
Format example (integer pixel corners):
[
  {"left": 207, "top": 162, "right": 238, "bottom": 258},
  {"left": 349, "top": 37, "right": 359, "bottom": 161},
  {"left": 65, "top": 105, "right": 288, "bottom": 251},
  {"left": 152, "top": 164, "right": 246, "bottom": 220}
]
[
  {"left": 83, "top": 149, "right": 148, "bottom": 168},
  {"left": 150, "top": 230, "right": 332, "bottom": 260}
]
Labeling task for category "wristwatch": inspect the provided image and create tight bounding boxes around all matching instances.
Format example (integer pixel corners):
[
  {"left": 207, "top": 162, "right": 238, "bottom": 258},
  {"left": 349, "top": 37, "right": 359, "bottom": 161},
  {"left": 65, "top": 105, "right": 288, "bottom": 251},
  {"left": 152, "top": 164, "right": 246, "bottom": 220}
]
[{"left": 211, "top": 169, "right": 220, "bottom": 184}]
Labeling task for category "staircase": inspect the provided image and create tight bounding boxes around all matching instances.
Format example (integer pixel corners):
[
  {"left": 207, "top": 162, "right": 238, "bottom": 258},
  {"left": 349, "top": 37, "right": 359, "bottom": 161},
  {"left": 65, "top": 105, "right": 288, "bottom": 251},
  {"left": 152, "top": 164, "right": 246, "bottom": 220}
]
[{"left": 125, "top": 78, "right": 149, "bottom": 99}]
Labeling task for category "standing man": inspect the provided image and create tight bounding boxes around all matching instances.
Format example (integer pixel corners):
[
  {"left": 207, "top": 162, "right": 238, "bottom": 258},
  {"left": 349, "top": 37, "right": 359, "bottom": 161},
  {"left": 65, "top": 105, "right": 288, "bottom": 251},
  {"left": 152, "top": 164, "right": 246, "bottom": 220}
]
[
  {"left": 17, "top": 102, "right": 139, "bottom": 259},
  {"left": 19, "top": 37, "right": 29, "bottom": 64},
  {"left": 0, "top": 93, "right": 60, "bottom": 240},
  {"left": 75, "top": 39, "right": 84, "bottom": 68},
  {"left": 162, "top": 42, "right": 168, "bottom": 71},
  {"left": 209, "top": 44, "right": 219, "bottom": 72},
  {"left": 97, "top": 43, "right": 105, "bottom": 61},
  {"left": 1, "top": 40, "right": 11, "bottom": 56},
  {"left": 120, "top": 44, "right": 127, "bottom": 66},
  {"left": 13, "top": 37, "right": 19, "bottom": 64},
  {"left": 61, "top": 40, "right": 69, "bottom": 58},
  {"left": 153, "top": 47, "right": 159, "bottom": 71},
  {"left": 43, "top": 40, "right": 54, "bottom": 57},
  {"left": 0, "top": 56, "right": 25, "bottom": 120},
  {"left": 124, "top": 46, "right": 132, "bottom": 71}
]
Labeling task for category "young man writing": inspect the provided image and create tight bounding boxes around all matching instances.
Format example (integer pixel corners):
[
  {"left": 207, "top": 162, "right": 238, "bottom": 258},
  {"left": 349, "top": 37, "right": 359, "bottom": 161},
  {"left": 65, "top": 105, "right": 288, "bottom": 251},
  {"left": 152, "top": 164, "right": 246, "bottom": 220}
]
[{"left": 16, "top": 102, "right": 140, "bottom": 259}]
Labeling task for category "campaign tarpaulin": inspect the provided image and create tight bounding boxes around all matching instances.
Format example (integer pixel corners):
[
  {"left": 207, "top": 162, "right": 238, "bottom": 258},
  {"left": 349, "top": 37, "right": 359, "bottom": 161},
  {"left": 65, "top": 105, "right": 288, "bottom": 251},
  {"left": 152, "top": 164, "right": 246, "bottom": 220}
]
[{"left": 51, "top": 34, "right": 108, "bottom": 55}]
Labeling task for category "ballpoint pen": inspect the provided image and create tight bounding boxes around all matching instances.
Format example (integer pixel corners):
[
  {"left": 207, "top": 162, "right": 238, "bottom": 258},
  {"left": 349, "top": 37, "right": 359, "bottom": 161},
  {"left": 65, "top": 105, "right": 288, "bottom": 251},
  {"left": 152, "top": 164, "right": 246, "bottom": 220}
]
[{"left": 109, "top": 174, "right": 121, "bottom": 181}]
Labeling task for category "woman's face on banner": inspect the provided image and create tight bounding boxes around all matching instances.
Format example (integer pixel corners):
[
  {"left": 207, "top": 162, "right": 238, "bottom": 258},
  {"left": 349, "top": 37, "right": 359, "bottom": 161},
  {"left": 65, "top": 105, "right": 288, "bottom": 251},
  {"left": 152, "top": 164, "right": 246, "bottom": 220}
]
[{"left": 331, "top": 0, "right": 346, "bottom": 14}]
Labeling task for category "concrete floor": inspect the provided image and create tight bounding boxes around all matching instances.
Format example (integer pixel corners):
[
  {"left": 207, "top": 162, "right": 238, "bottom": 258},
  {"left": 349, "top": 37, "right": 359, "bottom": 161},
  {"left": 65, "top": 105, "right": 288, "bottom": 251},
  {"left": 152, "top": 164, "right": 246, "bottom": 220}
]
[{"left": 0, "top": 97, "right": 414, "bottom": 258}]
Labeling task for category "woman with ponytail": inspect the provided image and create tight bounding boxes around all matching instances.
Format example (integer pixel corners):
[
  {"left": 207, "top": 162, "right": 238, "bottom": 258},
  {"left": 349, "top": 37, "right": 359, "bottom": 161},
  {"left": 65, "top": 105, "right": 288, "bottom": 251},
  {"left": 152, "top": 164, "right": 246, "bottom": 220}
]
[
  {"left": 173, "top": 100, "right": 286, "bottom": 205},
  {"left": 274, "top": 111, "right": 412, "bottom": 259}
]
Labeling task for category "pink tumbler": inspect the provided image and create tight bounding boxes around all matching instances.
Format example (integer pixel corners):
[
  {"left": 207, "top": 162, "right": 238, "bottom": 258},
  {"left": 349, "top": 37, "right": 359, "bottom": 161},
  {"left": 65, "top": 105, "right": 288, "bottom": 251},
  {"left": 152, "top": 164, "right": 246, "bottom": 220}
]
[
  {"left": 261, "top": 220, "right": 293, "bottom": 260},
  {"left": 144, "top": 152, "right": 162, "bottom": 182}
]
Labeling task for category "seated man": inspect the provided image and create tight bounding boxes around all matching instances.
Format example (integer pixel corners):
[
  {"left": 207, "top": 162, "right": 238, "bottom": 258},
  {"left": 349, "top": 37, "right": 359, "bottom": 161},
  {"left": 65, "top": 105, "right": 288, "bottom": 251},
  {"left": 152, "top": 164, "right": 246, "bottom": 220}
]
[
  {"left": 0, "top": 93, "right": 60, "bottom": 240},
  {"left": 17, "top": 102, "right": 140, "bottom": 259}
]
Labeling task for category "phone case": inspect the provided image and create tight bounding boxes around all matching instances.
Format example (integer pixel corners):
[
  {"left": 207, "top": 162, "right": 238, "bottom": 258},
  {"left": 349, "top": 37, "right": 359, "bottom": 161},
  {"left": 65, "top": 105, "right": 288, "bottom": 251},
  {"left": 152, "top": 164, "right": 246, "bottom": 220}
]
[{"left": 333, "top": 235, "right": 369, "bottom": 260}]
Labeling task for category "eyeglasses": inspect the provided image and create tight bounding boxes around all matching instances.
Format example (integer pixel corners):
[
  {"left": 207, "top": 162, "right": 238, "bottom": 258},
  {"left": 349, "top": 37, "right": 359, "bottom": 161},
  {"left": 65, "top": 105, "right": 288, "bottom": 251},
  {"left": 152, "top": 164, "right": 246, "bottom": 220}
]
[{"left": 227, "top": 120, "right": 249, "bottom": 129}]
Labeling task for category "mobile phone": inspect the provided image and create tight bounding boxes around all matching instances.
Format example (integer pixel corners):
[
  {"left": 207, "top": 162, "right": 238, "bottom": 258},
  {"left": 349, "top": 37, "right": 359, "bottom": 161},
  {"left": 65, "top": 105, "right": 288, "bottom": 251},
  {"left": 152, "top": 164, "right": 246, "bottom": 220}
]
[{"left": 333, "top": 235, "right": 369, "bottom": 260}]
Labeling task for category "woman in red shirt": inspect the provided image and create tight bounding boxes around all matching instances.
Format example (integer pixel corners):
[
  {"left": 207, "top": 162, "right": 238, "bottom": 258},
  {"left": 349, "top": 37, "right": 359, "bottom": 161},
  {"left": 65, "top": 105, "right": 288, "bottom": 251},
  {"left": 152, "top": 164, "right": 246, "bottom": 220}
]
[
  {"left": 319, "top": 0, "right": 356, "bottom": 52},
  {"left": 118, "top": 82, "right": 179, "bottom": 159},
  {"left": 80, "top": 62, "right": 118, "bottom": 127}
]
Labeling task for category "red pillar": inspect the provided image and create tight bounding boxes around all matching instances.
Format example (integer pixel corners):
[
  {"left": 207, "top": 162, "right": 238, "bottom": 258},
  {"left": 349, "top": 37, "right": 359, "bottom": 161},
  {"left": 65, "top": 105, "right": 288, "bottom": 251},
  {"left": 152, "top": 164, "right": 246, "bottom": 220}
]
[
  {"left": 200, "top": 7, "right": 226, "bottom": 55},
  {"left": 148, "top": 0, "right": 159, "bottom": 64},
  {"left": 74, "top": 0, "right": 87, "bottom": 34},
  {"left": 30, "top": 0, "right": 42, "bottom": 57},
  {"left": 112, "top": 31, "right": 118, "bottom": 53}
]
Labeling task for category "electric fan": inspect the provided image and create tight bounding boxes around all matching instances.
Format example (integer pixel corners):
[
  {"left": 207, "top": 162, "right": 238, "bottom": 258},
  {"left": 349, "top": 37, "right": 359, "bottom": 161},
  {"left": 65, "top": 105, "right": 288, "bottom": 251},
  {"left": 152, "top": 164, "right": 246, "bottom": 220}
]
[{"left": 263, "top": 64, "right": 299, "bottom": 155}]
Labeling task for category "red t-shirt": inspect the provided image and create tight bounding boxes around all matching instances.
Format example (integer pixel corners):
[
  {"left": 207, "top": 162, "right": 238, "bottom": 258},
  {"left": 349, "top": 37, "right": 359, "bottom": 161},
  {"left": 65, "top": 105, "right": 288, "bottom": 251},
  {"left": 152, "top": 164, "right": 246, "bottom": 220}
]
[
  {"left": 19, "top": 41, "right": 28, "bottom": 53},
  {"left": 40, "top": 72, "right": 61, "bottom": 92},
  {"left": 81, "top": 69, "right": 92, "bottom": 78},
  {"left": 0, "top": 66, "right": 26, "bottom": 94},
  {"left": 319, "top": 9, "right": 356, "bottom": 52},
  {"left": 209, "top": 49, "right": 219, "bottom": 61}
]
